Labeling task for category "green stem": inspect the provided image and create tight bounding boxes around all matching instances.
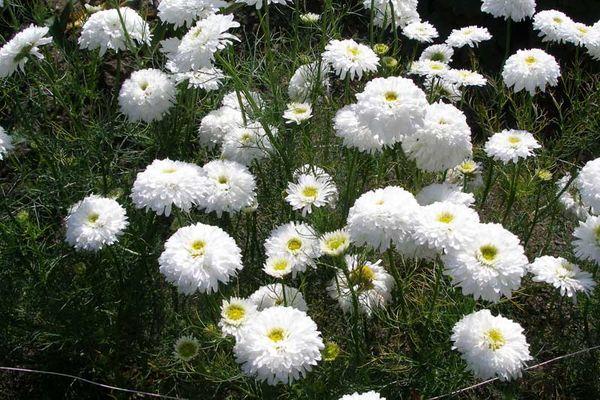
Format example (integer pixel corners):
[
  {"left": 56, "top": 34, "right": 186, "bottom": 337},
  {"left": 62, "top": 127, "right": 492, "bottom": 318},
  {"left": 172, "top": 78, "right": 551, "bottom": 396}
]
[{"left": 502, "top": 161, "right": 521, "bottom": 224}]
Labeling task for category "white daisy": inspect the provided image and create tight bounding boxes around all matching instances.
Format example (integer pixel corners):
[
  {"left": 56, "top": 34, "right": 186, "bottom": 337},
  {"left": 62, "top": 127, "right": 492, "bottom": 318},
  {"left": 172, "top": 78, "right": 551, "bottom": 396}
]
[
  {"left": 320, "top": 229, "right": 351, "bottom": 257},
  {"left": 484, "top": 129, "right": 541, "bottom": 164},
  {"left": 236, "top": 0, "right": 291, "bottom": 9},
  {"left": 446, "top": 26, "right": 492, "bottom": 48},
  {"left": 419, "top": 44, "right": 454, "bottom": 64},
  {"left": 333, "top": 104, "right": 385, "bottom": 154},
  {"left": 402, "top": 21, "right": 439, "bottom": 43},
  {"left": 572, "top": 215, "right": 600, "bottom": 265},
  {"left": 532, "top": 10, "right": 575, "bottom": 44},
  {"left": 446, "top": 69, "right": 487, "bottom": 87},
  {"left": 198, "top": 106, "right": 244, "bottom": 149},
  {"left": 0, "top": 25, "right": 52, "bottom": 78},
  {"left": 283, "top": 102, "right": 313, "bottom": 124},
  {"left": 502, "top": 48, "right": 560, "bottom": 95},
  {"left": 585, "top": 22, "right": 600, "bottom": 60},
  {"left": 445, "top": 160, "right": 485, "bottom": 192},
  {"left": 263, "top": 255, "right": 295, "bottom": 278},
  {"left": 288, "top": 62, "right": 330, "bottom": 102},
  {"left": 0, "top": 126, "right": 14, "bottom": 160},
  {"left": 481, "top": 0, "right": 536, "bottom": 22},
  {"left": 363, "top": 0, "right": 419, "bottom": 29},
  {"left": 322, "top": 39, "right": 380, "bottom": 81},
  {"left": 409, "top": 59, "right": 450, "bottom": 78},
  {"left": 566, "top": 22, "right": 600, "bottom": 48},
  {"left": 576, "top": 157, "right": 600, "bottom": 212},
  {"left": 118, "top": 68, "right": 176, "bottom": 123},
  {"left": 157, "top": 0, "right": 227, "bottom": 28},
  {"left": 249, "top": 284, "right": 308, "bottom": 311},
  {"left": 424, "top": 76, "right": 462, "bottom": 103},
  {"left": 285, "top": 168, "right": 338, "bottom": 216},
  {"left": 416, "top": 183, "right": 475, "bottom": 207},
  {"left": 557, "top": 174, "right": 592, "bottom": 220},
  {"left": 219, "top": 297, "right": 258, "bottom": 340},
  {"left": 529, "top": 256, "right": 596, "bottom": 302},
  {"left": 221, "top": 121, "right": 273, "bottom": 166},
  {"left": 172, "top": 67, "right": 225, "bottom": 90},
  {"left": 264, "top": 222, "right": 320, "bottom": 273}
]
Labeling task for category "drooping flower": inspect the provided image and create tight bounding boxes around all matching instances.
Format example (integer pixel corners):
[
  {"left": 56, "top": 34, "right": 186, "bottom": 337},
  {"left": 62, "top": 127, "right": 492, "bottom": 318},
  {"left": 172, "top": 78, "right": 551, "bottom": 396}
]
[
  {"left": 118, "top": 68, "right": 176, "bottom": 123},
  {"left": 0, "top": 25, "right": 52, "bottom": 78},
  {"left": 249, "top": 284, "right": 308, "bottom": 311},
  {"left": 446, "top": 26, "right": 492, "bottom": 48},
  {"left": 0, "top": 126, "right": 15, "bottom": 160},
  {"left": 502, "top": 49, "right": 560, "bottom": 95},
  {"left": 451, "top": 309, "right": 532, "bottom": 380},
  {"left": 322, "top": 39, "right": 379, "bottom": 81},
  {"left": 221, "top": 121, "right": 273, "bottom": 165},
  {"left": 572, "top": 215, "right": 600, "bottom": 265},
  {"left": 283, "top": 102, "right": 313, "bottom": 124},
  {"left": 174, "top": 335, "right": 200, "bottom": 361},
  {"left": 233, "top": 306, "right": 324, "bottom": 385},
  {"left": 219, "top": 297, "right": 258, "bottom": 340},
  {"left": 557, "top": 174, "right": 593, "bottom": 220},
  {"left": 65, "top": 195, "right": 128, "bottom": 251},
  {"left": 484, "top": 129, "right": 541, "bottom": 164},
  {"left": 158, "top": 222, "right": 243, "bottom": 294},
  {"left": 576, "top": 157, "right": 600, "bottom": 212},
  {"left": 481, "top": 0, "right": 536, "bottom": 22},
  {"left": 529, "top": 256, "right": 596, "bottom": 302},
  {"left": 419, "top": 44, "right": 454, "bottom": 64},
  {"left": 402, "top": 21, "right": 439, "bottom": 43},
  {"left": 264, "top": 222, "right": 320, "bottom": 273},
  {"left": 416, "top": 183, "right": 475, "bottom": 207},
  {"left": 285, "top": 167, "right": 338, "bottom": 216},
  {"left": 157, "top": 0, "right": 227, "bottom": 28}
]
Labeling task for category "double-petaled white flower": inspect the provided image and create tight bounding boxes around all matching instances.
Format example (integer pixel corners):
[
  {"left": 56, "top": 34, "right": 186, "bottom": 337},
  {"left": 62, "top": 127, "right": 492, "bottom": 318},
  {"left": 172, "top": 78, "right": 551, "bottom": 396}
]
[
  {"left": 322, "top": 39, "right": 379, "bottom": 81},
  {"left": 529, "top": 256, "right": 596, "bottom": 302},
  {"left": 502, "top": 49, "right": 560, "bottom": 95},
  {"left": 0, "top": 25, "right": 52, "bottom": 78}
]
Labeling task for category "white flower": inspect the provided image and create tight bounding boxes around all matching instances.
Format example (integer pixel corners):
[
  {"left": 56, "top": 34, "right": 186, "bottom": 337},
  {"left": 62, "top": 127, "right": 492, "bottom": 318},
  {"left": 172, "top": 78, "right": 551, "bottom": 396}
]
[
  {"left": 452, "top": 309, "right": 532, "bottom": 380},
  {"left": 320, "top": 229, "right": 351, "bottom": 256},
  {"left": 419, "top": 44, "right": 454, "bottom": 64},
  {"left": 424, "top": 76, "right": 462, "bottom": 103},
  {"left": 557, "top": 174, "right": 592, "bottom": 220},
  {"left": 157, "top": 0, "right": 227, "bottom": 28},
  {"left": 172, "top": 67, "right": 225, "bottom": 90},
  {"left": 532, "top": 10, "right": 575, "bottom": 44},
  {"left": 409, "top": 60, "right": 450, "bottom": 78},
  {"left": 161, "top": 14, "right": 239, "bottom": 73},
  {"left": 0, "top": 126, "right": 14, "bottom": 160},
  {"left": 442, "top": 223, "right": 527, "bottom": 302},
  {"left": 417, "top": 183, "right": 475, "bottom": 207},
  {"left": 65, "top": 195, "right": 128, "bottom": 251},
  {"left": 363, "top": 0, "right": 419, "bottom": 29},
  {"left": 174, "top": 335, "right": 200, "bottom": 361},
  {"left": 402, "top": 101, "right": 472, "bottom": 172},
  {"left": 234, "top": 306, "right": 323, "bottom": 385},
  {"left": 222, "top": 90, "right": 264, "bottom": 112},
  {"left": 322, "top": 39, "right": 379, "bottom": 81},
  {"left": 566, "top": 23, "right": 600, "bottom": 48},
  {"left": 402, "top": 21, "right": 439, "bottom": 43},
  {"left": 481, "top": 0, "right": 536, "bottom": 22},
  {"left": 118, "top": 68, "right": 176, "bottom": 123},
  {"left": 347, "top": 186, "right": 419, "bottom": 251},
  {"left": 249, "top": 284, "right": 308, "bottom": 311},
  {"left": 355, "top": 76, "right": 428, "bottom": 145},
  {"left": 283, "top": 102, "right": 313, "bottom": 124},
  {"left": 333, "top": 104, "right": 385, "bottom": 154},
  {"left": 288, "top": 62, "right": 330, "bottom": 102},
  {"left": 264, "top": 222, "right": 320, "bottom": 273},
  {"left": 221, "top": 121, "right": 273, "bottom": 165},
  {"left": 411, "top": 201, "right": 480, "bottom": 253},
  {"left": 585, "top": 22, "right": 600, "bottom": 61},
  {"left": 236, "top": 0, "right": 291, "bottom": 9},
  {"left": 572, "top": 215, "right": 600, "bottom": 265},
  {"left": 198, "top": 106, "right": 244, "bottom": 149},
  {"left": 446, "top": 26, "right": 492, "bottom": 48},
  {"left": 576, "top": 157, "right": 600, "bottom": 212},
  {"left": 0, "top": 25, "right": 52, "bottom": 78},
  {"left": 263, "top": 255, "right": 295, "bottom": 278},
  {"left": 219, "top": 297, "right": 258, "bottom": 340},
  {"left": 502, "top": 48, "right": 560, "bottom": 95},
  {"left": 327, "top": 255, "right": 394, "bottom": 316},
  {"left": 131, "top": 159, "right": 207, "bottom": 216},
  {"left": 529, "top": 256, "right": 596, "bottom": 302},
  {"left": 79, "top": 7, "right": 151, "bottom": 56},
  {"left": 158, "top": 222, "right": 242, "bottom": 294},
  {"left": 446, "top": 69, "right": 487, "bottom": 87},
  {"left": 339, "top": 392, "right": 386, "bottom": 400},
  {"left": 445, "top": 160, "right": 484, "bottom": 192},
  {"left": 484, "top": 129, "right": 541, "bottom": 164},
  {"left": 300, "top": 13, "right": 321, "bottom": 23},
  {"left": 285, "top": 168, "right": 338, "bottom": 216},
  {"left": 199, "top": 160, "right": 256, "bottom": 217}
]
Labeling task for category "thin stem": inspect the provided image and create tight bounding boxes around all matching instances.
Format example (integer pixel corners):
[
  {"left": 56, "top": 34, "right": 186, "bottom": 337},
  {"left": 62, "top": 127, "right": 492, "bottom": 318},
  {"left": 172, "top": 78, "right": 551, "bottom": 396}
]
[{"left": 502, "top": 161, "right": 521, "bottom": 224}]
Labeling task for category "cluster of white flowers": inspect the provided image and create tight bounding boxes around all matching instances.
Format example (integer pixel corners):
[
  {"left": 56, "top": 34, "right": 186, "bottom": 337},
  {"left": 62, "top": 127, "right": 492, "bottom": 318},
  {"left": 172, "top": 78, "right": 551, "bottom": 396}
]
[{"left": 264, "top": 221, "right": 320, "bottom": 274}]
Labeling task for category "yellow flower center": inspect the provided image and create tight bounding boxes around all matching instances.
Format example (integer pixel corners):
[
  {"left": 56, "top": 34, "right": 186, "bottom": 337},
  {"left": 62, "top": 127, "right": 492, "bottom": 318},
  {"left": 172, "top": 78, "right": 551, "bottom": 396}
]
[
  {"left": 437, "top": 212, "right": 455, "bottom": 224},
  {"left": 553, "top": 17, "right": 563, "bottom": 24},
  {"left": 162, "top": 168, "right": 177, "bottom": 174},
  {"left": 458, "top": 160, "right": 477, "bottom": 174},
  {"left": 347, "top": 46, "right": 360, "bottom": 57},
  {"left": 478, "top": 244, "right": 498, "bottom": 263},
  {"left": 577, "top": 26, "right": 588, "bottom": 34},
  {"left": 225, "top": 305, "right": 245, "bottom": 321},
  {"left": 87, "top": 212, "right": 99, "bottom": 224},
  {"left": 484, "top": 328, "right": 506, "bottom": 350},
  {"left": 326, "top": 236, "right": 346, "bottom": 251},
  {"left": 240, "top": 132, "right": 252, "bottom": 144},
  {"left": 375, "top": 199, "right": 385, "bottom": 205},
  {"left": 287, "top": 238, "right": 303, "bottom": 252},
  {"left": 273, "top": 259, "right": 289, "bottom": 271},
  {"left": 430, "top": 63, "right": 444, "bottom": 70},
  {"left": 189, "top": 240, "right": 206, "bottom": 257},
  {"left": 524, "top": 56, "right": 537, "bottom": 65},
  {"left": 301, "top": 185, "right": 318, "bottom": 198},
  {"left": 384, "top": 91, "right": 398, "bottom": 102},
  {"left": 350, "top": 265, "right": 375, "bottom": 290},
  {"left": 293, "top": 106, "right": 308, "bottom": 114},
  {"left": 267, "top": 327, "right": 286, "bottom": 342},
  {"left": 508, "top": 135, "right": 521, "bottom": 145},
  {"left": 139, "top": 81, "right": 149, "bottom": 90},
  {"left": 217, "top": 175, "right": 228, "bottom": 184}
]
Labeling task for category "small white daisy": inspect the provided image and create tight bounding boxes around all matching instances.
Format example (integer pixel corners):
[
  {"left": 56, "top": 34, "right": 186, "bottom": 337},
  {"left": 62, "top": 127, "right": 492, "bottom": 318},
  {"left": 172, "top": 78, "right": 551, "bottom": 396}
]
[
  {"left": 576, "top": 157, "right": 600, "bottom": 212},
  {"left": 264, "top": 222, "right": 320, "bottom": 273},
  {"left": 419, "top": 44, "right": 454, "bottom": 64},
  {"left": 402, "top": 21, "right": 439, "bottom": 43},
  {"left": 248, "top": 284, "right": 308, "bottom": 311},
  {"left": 320, "top": 229, "right": 351, "bottom": 257},
  {"left": 285, "top": 167, "right": 338, "bottom": 216},
  {"left": 446, "top": 69, "right": 487, "bottom": 87},
  {"left": 532, "top": 10, "right": 575, "bottom": 44},
  {"left": 283, "top": 102, "right": 313, "bottom": 124},
  {"left": 572, "top": 215, "right": 600, "bottom": 265},
  {"left": 529, "top": 256, "right": 596, "bottom": 302},
  {"left": 322, "top": 39, "right": 379, "bottom": 81},
  {"left": 502, "top": 49, "right": 560, "bottom": 95},
  {"left": 263, "top": 255, "right": 295, "bottom": 278},
  {"left": 199, "top": 160, "right": 257, "bottom": 216},
  {"left": 446, "top": 26, "right": 492, "bottom": 48},
  {"left": 219, "top": 297, "right": 258, "bottom": 340},
  {"left": 484, "top": 129, "right": 541, "bottom": 164}
]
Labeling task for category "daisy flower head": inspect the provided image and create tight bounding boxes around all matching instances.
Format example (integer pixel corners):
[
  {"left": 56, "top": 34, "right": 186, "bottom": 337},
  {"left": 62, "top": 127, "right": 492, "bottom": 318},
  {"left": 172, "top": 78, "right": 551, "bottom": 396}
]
[
  {"left": 572, "top": 215, "right": 600, "bottom": 265},
  {"left": 219, "top": 297, "right": 258, "bottom": 340},
  {"left": 585, "top": 22, "right": 600, "bottom": 60},
  {"left": 118, "top": 68, "right": 176, "bottom": 123},
  {"left": 158, "top": 222, "right": 242, "bottom": 294},
  {"left": 419, "top": 44, "right": 454, "bottom": 64},
  {"left": 65, "top": 195, "right": 128, "bottom": 251},
  {"left": 249, "top": 284, "right": 308, "bottom": 311},
  {"left": 481, "top": 0, "right": 536, "bottom": 22},
  {"left": 0, "top": 126, "right": 14, "bottom": 160},
  {"left": 263, "top": 255, "right": 295, "bottom": 278},
  {"left": 363, "top": 0, "right": 419, "bottom": 29},
  {"left": 411, "top": 201, "right": 480, "bottom": 253},
  {"left": 333, "top": 104, "right": 385, "bottom": 154},
  {"left": 0, "top": 25, "right": 52, "bottom": 78},
  {"left": 322, "top": 39, "right": 379, "bottom": 81},
  {"left": 347, "top": 186, "right": 420, "bottom": 251},
  {"left": 566, "top": 22, "right": 600, "bottom": 48},
  {"left": 300, "top": 13, "right": 321, "bottom": 24},
  {"left": 446, "top": 26, "right": 492, "bottom": 48},
  {"left": 409, "top": 59, "right": 450, "bottom": 78},
  {"left": 198, "top": 106, "right": 244, "bottom": 149},
  {"left": 172, "top": 67, "right": 225, "bottom": 90},
  {"left": 402, "top": 101, "right": 473, "bottom": 172},
  {"left": 354, "top": 76, "right": 428, "bottom": 145},
  {"left": 339, "top": 391, "right": 386, "bottom": 400},
  {"left": 402, "top": 21, "right": 439, "bottom": 43},
  {"left": 233, "top": 306, "right": 324, "bottom": 385},
  {"left": 557, "top": 174, "right": 592, "bottom": 221},
  {"left": 327, "top": 255, "right": 394, "bottom": 316},
  {"left": 79, "top": 7, "right": 151, "bottom": 56},
  {"left": 157, "top": 0, "right": 227, "bottom": 28},
  {"left": 502, "top": 48, "right": 560, "bottom": 95},
  {"left": 484, "top": 129, "right": 541, "bottom": 164},
  {"left": 174, "top": 335, "right": 200, "bottom": 361},
  {"left": 283, "top": 102, "right": 313, "bottom": 124},
  {"left": 285, "top": 167, "right": 338, "bottom": 216},
  {"left": 288, "top": 62, "right": 330, "bottom": 102},
  {"left": 532, "top": 10, "right": 575, "bottom": 44},
  {"left": 264, "top": 222, "right": 320, "bottom": 273},
  {"left": 576, "top": 157, "right": 600, "bottom": 212},
  {"left": 445, "top": 159, "right": 485, "bottom": 192},
  {"left": 320, "top": 229, "right": 351, "bottom": 257},
  {"left": 161, "top": 14, "right": 239, "bottom": 73},
  {"left": 529, "top": 256, "right": 596, "bottom": 302},
  {"left": 199, "top": 159, "right": 257, "bottom": 217},
  {"left": 452, "top": 309, "right": 532, "bottom": 380},
  {"left": 236, "top": 0, "right": 292, "bottom": 9},
  {"left": 221, "top": 121, "right": 273, "bottom": 165},
  {"left": 446, "top": 69, "right": 487, "bottom": 87},
  {"left": 131, "top": 159, "right": 207, "bottom": 217},
  {"left": 442, "top": 223, "right": 528, "bottom": 302},
  {"left": 416, "top": 183, "right": 475, "bottom": 207}
]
